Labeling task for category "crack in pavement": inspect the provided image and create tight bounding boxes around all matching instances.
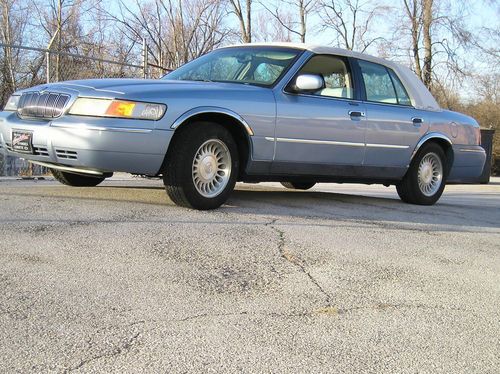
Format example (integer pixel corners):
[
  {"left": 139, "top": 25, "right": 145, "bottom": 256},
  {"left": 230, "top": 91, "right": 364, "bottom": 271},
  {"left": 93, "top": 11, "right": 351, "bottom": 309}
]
[
  {"left": 61, "top": 300, "right": 482, "bottom": 372},
  {"left": 65, "top": 331, "right": 141, "bottom": 373},
  {"left": 267, "top": 219, "right": 333, "bottom": 306},
  {"left": 316, "top": 302, "right": 483, "bottom": 319}
]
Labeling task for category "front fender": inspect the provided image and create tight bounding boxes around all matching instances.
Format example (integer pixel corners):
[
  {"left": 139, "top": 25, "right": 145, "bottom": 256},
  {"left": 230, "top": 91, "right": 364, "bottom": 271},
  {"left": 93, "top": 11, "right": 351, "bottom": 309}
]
[{"left": 171, "top": 106, "right": 254, "bottom": 136}]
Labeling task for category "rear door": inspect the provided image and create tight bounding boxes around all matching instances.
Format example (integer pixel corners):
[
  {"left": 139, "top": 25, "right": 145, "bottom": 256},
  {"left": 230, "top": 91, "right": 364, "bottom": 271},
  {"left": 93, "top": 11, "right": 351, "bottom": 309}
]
[{"left": 356, "top": 59, "right": 427, "bottom": 168}]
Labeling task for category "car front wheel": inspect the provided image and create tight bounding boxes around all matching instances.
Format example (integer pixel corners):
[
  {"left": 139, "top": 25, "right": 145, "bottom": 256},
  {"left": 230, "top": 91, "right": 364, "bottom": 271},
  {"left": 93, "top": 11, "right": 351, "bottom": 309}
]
[
  {"left": 163, "top": 122, "right": 239, "bottom": 210},
  {"left": 396, "top": 143, "right": 447, "bottom": 205}
]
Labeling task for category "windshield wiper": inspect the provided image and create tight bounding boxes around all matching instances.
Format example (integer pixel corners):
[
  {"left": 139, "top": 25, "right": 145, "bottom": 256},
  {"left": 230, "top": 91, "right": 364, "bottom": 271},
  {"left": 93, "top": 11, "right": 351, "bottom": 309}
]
[{"left": 189, "top": 78, "right": 214, "bottom": 83}]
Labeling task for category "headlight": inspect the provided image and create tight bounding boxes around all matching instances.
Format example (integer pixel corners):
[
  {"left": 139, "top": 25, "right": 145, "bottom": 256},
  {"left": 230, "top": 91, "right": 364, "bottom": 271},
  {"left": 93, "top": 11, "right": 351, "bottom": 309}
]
[
  {"left": 68, "top": 98, "right": 166, "bottom": 120},
  {"left": 3, "top": 95, "right": 20, "bottom": 111}
]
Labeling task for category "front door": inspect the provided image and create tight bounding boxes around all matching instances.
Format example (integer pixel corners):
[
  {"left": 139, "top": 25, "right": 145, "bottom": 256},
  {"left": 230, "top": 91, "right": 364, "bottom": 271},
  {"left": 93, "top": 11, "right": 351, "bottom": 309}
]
[{"left": 271, "top": 54, "right": 366, "bottom": 175}]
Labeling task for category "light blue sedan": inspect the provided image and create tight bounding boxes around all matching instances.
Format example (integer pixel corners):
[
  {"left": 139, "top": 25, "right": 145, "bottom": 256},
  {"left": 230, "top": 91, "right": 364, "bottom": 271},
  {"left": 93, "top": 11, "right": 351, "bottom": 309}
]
[{"left": 0, "top": 43, "right": 486, "bottom": 209}]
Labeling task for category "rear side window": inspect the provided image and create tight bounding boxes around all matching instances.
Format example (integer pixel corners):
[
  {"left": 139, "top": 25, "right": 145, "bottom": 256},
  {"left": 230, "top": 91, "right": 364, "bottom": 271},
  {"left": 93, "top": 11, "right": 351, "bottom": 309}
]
[
  {"left": 388, "top": 70, "right": 412, "bottom": 106},
  {"left": 358, "top": 60, "right": 411, "bottom": 106}
]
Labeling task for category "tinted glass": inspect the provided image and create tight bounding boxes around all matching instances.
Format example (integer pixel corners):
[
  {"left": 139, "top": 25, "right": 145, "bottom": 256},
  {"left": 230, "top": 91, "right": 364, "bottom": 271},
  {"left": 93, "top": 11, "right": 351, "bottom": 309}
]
[
  {"left": 358, "top": 60, "right": 398, "bottom": 104},
  {"left": 389, "top": 69, "right": 412, "bottom": 106},
  {"left": 164, "top": 47, "right": 300, "bottom": 87}
]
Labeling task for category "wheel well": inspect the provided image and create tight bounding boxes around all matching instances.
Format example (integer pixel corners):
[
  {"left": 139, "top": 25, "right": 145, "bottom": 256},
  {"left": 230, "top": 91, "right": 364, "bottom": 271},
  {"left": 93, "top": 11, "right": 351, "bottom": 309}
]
[
  {"left": 166, "top": 113, "right": 251, "bottom": 179},
  {"left": 418, "top": 138, "right": 454, "bottom": 174}
]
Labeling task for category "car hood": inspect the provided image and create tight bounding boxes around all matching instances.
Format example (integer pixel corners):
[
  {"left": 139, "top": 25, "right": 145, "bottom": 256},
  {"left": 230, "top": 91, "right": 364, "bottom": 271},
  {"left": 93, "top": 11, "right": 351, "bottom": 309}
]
[{"left": 20, "top": 78, "right": 269, "bottom": 99}]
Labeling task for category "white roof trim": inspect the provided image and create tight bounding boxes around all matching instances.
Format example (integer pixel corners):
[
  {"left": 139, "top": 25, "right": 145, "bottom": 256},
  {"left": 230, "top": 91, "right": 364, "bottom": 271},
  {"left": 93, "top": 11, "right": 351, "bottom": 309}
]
[{"left": 222, "top": 43, "right": 441, "bottom": 111}]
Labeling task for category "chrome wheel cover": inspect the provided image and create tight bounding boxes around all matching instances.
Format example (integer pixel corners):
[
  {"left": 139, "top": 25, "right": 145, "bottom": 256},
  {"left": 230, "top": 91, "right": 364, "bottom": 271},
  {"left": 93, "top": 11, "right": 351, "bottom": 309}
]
[
  {"left": 192, "top": 139, "right": 231, "bottom": 198},
  {"left": 417, "top": 152, "right": 443, "bottom": 197}
]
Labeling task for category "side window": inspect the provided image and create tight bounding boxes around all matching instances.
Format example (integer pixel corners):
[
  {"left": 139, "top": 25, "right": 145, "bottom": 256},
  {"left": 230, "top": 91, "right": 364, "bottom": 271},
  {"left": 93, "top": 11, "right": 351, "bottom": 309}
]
[
  {"left": 388, "top": 69, "right": 412, "bottom": 106},
  {"left": 297, "top": 55, "right": 354, "bottom": 99},
  {"left": 358, "top": 60, "right": 398, "bottom": 104}
]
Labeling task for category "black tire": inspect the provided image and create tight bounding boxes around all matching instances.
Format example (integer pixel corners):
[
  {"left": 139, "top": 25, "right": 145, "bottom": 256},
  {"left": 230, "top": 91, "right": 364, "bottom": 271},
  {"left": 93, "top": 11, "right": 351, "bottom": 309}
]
[
  {"left": 396, "top": 142, "right": 448, "bottom": 205},
  {"left": 51, "top": 169, "right": 106, "bottom": 187},
  {"left": 163, "top": 122, "right": 239, "bottom": 210},
  {"left": 281, "top": 182, "right": 316, "bottom": 190}
]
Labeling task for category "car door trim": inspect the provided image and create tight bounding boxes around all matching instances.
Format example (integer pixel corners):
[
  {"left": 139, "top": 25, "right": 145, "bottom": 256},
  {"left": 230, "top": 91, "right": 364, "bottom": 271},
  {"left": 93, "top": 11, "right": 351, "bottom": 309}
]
[
  {"left": 266, "top": 136, "right": 364, "bottom": 147},
  {"left": 366, "top": 143, "right": 409, "bottom": 149},
  {"left": 267, "top": 137, "right": 408, "bottom": 149},
  {"left": 458, "top": 147, "right": 485, "bottom": 153}
]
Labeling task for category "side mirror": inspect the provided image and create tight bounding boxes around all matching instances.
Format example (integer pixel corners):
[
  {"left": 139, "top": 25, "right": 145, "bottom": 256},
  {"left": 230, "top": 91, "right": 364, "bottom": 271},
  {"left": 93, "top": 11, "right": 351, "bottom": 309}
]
[{"left": 294, "top": 74, "right": 324, "bottom": 92}]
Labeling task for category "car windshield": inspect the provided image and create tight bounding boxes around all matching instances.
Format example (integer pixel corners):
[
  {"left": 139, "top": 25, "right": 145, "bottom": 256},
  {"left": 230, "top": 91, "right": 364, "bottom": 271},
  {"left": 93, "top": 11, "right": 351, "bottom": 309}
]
[{"left": 163, "top": 47, "right": 301, "bottom": 87}]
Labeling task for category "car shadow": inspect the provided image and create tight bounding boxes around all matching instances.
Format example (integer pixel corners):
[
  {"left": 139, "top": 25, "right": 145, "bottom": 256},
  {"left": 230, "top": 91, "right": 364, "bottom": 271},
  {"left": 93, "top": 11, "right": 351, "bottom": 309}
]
[
  {"left": 222, "top": 188, "right": 500, "bottom": 231},
  {"left": 1, "top": 182, "right": 498, "bottom": 232},
  {"left": 101, "top": 183, "right": 500, "bottom": 231}
]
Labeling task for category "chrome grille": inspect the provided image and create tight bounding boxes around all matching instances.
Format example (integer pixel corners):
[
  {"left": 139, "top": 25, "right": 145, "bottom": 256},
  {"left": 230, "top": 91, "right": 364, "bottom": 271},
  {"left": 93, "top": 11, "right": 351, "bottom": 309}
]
[{"left": 17, "top": 92, "right": 70, "bottom": 119}]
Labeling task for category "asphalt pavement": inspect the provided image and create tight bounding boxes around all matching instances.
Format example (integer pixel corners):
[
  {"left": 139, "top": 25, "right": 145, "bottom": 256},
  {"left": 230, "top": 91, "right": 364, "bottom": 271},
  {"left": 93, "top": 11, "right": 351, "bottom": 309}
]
[{"left": 0, "top": 175, "right": 499, "bottom": 373}]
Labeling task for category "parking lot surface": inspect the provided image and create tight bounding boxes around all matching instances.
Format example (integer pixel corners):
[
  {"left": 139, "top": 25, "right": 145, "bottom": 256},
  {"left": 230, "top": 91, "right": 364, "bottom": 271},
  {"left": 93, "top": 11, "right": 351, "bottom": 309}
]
[{"left": 0, "top": 176, "right": 499, "bottom": 373}]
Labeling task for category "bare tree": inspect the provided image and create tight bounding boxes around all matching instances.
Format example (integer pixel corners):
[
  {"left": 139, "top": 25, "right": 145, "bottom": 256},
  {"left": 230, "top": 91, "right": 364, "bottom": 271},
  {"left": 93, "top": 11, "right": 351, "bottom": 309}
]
[
  {"left": 32, "top": 0, "right": 99, "bottom": 80},
  {"left": 402, "top": 0, "right": 422, "bottom": 80},
  {"left": 0, "top": 0, "right": 33, "bottom": 100},
  {"left": 253, "top": 9, "right": 292, "bottom": 42},
  {"left": 1, "top": 0, "right": 18, "bottom": 93},
  {"left": 260, "top": 0, "right": 317, "bottom": 43},
  {"left": 228, "top": 0, "right": 252, "bottom": 43},
  {"left": 109, "top": 0, "right": 230, "bottom": 74},
  {"left": 319, "top": 0, "right": 387, "bottom": 52},
  {"left": 396, "top": 0, "right": 484, "bottom": 92},
  {"left": 421, "top": 0, "right": 432, "bottom": 88}
]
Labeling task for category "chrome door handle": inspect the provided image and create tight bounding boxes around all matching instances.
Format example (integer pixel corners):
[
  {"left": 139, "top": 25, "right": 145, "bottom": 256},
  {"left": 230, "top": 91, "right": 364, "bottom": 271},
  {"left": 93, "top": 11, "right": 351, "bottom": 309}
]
[
  {"left": 412, "top": 117, "right": 423, "bottom": 126},
  {"left": 349, "top": 111, "right": 365, "bottom": 118}
]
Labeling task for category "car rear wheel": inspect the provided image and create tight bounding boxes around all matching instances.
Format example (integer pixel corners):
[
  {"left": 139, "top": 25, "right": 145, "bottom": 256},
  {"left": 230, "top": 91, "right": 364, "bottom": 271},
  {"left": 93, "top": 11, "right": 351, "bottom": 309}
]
[
  {"left": 163, "top": 122, "right": 239, "bottom": 210},
  {"left": 396, "top": 143, "right": 447, "bottom": 205},
  {"left": 51, "top": 169, "right": 106, "bottom": 187},
  {"left": 281, "top": 182, "right": 316, "bottom": 190}
]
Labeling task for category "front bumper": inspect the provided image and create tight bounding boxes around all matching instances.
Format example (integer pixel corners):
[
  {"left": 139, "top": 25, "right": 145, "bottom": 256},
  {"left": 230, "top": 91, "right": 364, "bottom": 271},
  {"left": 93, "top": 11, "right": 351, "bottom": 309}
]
[{"left": 0, "top": 111, "right": 173, "bottom": 175}]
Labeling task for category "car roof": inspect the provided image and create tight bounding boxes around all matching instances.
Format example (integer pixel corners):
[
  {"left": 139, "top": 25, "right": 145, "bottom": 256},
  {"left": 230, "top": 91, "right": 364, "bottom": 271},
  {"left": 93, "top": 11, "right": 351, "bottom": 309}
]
[{"left": 223, "top": 43, "right": 441, "bottom": 111}]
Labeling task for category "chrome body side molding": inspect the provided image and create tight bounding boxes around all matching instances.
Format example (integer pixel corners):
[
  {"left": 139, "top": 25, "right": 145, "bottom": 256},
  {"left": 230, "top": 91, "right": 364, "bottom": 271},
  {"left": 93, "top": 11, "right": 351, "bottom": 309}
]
[
  {"left": 50, "top": 123, "right": 153, "bottom": 133},
  {"left": 171, "top": 106, "right": 254, "bottom": 136},
  {"left": 266, "top": 137, "right": 409, "bottom": 149},
  {"left": 365, "top": 143, "right": 409, "bottom": 149}
]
